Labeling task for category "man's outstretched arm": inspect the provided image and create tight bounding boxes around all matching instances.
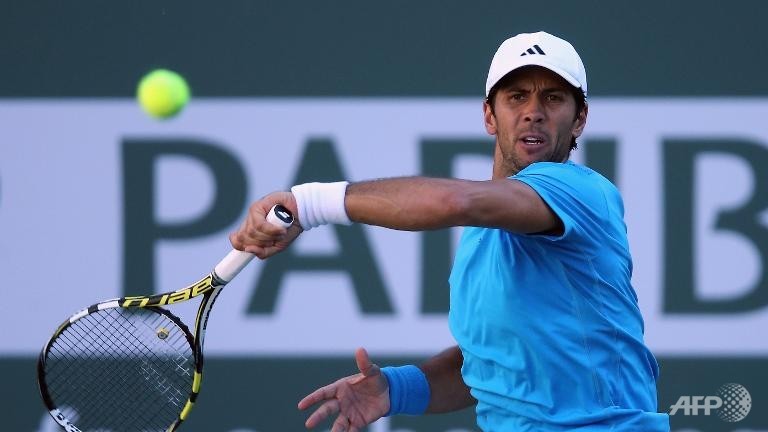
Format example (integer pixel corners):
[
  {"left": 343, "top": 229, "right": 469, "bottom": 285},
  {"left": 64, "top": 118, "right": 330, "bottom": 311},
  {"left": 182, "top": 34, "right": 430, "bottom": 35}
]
[{"left": 230, "top": 177, "right": 559, "bottom": 258}]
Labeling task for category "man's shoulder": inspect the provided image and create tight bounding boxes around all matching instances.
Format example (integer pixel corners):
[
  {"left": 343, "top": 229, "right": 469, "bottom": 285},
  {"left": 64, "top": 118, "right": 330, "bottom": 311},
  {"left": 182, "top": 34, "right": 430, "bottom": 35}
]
[
  {"left": 513, "top": 161, "right": 624, "bottom": 218},
  {"left": 514, "top": 161, "right": 613, "bottom": 190}
]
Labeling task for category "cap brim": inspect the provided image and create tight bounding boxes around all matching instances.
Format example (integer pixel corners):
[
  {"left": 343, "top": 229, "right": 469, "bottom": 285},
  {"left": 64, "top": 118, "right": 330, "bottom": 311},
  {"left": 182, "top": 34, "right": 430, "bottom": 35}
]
[{"left": 487, "top": 58, "right": 583, "bottom": 96}]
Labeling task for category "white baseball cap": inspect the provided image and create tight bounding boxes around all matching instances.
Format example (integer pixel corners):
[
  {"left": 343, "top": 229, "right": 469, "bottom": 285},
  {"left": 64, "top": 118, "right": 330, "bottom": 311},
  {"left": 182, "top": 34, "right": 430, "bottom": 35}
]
[{"left": 485, "top": 31, "right": 587, "bottom": 98}]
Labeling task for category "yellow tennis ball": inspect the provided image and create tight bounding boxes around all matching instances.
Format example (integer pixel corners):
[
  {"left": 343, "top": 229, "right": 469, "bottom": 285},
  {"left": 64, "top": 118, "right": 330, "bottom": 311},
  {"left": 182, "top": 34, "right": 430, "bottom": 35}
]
[{"left": 136, "top": 69, "right": 190, "bottom": 119}]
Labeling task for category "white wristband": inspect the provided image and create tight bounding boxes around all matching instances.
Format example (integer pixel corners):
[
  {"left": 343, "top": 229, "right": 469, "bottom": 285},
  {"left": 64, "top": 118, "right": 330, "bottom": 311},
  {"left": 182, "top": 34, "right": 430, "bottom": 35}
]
[{"left": 290, "top": 181, "right": 351, "bottom": 230}]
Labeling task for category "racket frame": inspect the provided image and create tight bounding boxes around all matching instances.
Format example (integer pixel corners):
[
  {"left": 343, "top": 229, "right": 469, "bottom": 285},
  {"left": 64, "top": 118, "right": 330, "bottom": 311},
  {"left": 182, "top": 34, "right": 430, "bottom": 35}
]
[
  {"left": 37, "top": 271, "right": 225, "bottom": 432},
  {"left": 37, "top": 204, "right": 293, "bottom": 431}
]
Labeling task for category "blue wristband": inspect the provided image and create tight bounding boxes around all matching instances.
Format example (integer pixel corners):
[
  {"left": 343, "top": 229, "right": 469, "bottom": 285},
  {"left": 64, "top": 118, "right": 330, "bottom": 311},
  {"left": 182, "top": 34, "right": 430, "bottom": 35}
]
[{"left": 380, "top": 365, "right": 431, "bottom": 416}]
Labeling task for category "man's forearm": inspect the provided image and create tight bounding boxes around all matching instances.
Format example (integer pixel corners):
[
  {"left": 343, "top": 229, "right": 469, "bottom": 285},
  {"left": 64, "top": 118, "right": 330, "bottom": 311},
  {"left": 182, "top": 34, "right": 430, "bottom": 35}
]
[
  {"left": 345, "top": 177, "right": 470, "bottom": 231},
  {"left": 420, "top": 346, "right": 476, "bottom": 413}
]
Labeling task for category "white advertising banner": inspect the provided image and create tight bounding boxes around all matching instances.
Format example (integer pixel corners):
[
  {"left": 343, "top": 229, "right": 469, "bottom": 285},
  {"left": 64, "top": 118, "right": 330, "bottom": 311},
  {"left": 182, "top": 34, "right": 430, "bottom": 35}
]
[{"left": 2, "top": 98, "right": 767, "bottom": 357}]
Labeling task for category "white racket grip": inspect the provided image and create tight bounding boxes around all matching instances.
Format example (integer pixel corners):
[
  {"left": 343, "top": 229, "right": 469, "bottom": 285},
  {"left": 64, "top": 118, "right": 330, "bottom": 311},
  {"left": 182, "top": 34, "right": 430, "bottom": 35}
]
[{"left": 214, "top": 204, "right": 294, "bottom": 282}]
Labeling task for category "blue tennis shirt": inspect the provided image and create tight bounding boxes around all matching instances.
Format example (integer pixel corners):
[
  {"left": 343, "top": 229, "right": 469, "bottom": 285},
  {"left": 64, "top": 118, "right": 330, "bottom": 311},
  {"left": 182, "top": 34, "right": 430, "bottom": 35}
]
[{"left": 448, "top": 161, "right": 669, "bottom": 431}]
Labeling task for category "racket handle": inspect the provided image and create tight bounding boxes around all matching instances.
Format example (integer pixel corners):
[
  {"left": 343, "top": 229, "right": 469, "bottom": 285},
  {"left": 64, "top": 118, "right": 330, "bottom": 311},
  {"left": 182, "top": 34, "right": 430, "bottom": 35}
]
[{"left": 215, "top": 205, "right": 294, "bottom": 283}]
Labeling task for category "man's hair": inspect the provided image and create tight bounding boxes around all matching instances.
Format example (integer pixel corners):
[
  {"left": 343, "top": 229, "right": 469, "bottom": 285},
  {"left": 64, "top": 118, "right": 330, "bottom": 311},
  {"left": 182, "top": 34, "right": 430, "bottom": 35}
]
[{"left": 485, "top": 69, "right": 587, "bottom": 150}]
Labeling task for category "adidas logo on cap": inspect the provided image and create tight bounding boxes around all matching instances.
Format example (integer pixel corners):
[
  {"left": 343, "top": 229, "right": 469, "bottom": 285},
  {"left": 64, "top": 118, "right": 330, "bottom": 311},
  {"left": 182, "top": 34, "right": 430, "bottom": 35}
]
[{"left": 520, "top": 45, "right": 546, "bottom": 56}]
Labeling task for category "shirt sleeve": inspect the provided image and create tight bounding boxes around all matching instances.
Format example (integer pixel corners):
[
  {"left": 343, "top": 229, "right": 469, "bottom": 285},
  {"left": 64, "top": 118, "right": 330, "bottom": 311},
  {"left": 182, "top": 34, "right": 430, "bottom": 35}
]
[{"left": 512, "top": 162, "right": 608, "bottom": 243}]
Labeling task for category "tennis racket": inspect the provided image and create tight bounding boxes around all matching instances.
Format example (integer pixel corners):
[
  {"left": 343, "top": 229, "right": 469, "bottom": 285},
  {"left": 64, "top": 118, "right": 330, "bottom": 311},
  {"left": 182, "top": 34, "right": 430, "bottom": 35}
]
[{"left": 37, "top": 204, "right": 294, "bottom": 432}]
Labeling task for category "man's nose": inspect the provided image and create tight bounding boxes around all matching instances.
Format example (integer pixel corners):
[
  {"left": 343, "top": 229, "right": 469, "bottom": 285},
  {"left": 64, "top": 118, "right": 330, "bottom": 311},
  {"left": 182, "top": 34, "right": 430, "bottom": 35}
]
[{"left": 523, "top": 98, "right": 545, "bottom": 123}]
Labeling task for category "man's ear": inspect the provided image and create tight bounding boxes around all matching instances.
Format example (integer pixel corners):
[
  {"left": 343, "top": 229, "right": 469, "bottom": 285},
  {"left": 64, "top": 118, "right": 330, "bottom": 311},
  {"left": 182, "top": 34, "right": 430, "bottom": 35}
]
[
  {"left": 483, "top": 99, "right": 497, "bottom": 135},
  {"left": 572, "top": 103, "right": 588, "bottom": 139}
]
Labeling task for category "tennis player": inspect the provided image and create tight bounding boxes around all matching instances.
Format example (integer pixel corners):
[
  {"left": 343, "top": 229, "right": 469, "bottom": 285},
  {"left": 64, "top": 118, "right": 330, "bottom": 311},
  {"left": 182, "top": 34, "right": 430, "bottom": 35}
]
[{"left": 231, "top": 31, "right": 670, "bottom": 432}]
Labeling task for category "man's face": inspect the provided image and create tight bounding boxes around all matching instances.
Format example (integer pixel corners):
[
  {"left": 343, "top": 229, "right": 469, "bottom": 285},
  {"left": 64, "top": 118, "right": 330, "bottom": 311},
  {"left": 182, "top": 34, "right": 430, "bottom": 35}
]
[{"left": 483, "top": 66, "right": 587, "bottom": 177}]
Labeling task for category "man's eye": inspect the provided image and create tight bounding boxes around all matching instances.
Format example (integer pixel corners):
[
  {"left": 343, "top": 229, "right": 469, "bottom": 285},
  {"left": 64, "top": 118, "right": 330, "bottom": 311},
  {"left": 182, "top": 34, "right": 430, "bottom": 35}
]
[{"left": 546, "top": 94, "right": 564, "bottom": 101}]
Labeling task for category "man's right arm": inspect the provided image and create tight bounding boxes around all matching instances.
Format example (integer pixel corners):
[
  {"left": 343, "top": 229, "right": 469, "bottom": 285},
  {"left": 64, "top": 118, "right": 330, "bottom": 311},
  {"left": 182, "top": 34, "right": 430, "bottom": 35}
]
[
  {"left": 230, "top": 176, "right": 560, "bottom": 259},
  {"left": 422, "top": 346, "right": 476, "bottom": 413}
]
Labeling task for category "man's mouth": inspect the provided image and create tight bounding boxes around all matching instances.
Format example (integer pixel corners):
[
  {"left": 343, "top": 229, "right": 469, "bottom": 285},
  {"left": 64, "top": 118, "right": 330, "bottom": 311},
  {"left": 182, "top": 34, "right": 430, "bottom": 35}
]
[{"left": 521, "top": 135, "right": 546, "bottom": 145}]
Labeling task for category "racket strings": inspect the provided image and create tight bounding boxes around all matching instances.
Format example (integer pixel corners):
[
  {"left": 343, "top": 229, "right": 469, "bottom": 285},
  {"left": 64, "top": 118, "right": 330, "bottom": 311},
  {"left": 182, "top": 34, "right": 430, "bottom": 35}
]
[
  {"left": 46, "top": 314, "right": 181, "bottom": 429},
  {"left": 47, "top": 309, "right": 191, "bottom": 429},
  {"left": 43, "top": 307, "right": 195, "bottom": 432},
  {"left": 76, "top": 310, "right": 185, "bottom": 422}
]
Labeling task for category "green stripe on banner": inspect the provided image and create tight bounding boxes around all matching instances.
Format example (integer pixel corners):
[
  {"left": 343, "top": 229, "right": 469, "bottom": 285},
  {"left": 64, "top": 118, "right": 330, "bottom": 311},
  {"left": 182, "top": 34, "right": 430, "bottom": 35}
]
[
  {"left": 2, "top": 1, "right": 768, "bottom": 97},
  {"left": 8, "top": 356, "right": 766, "bottom": 431}
]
